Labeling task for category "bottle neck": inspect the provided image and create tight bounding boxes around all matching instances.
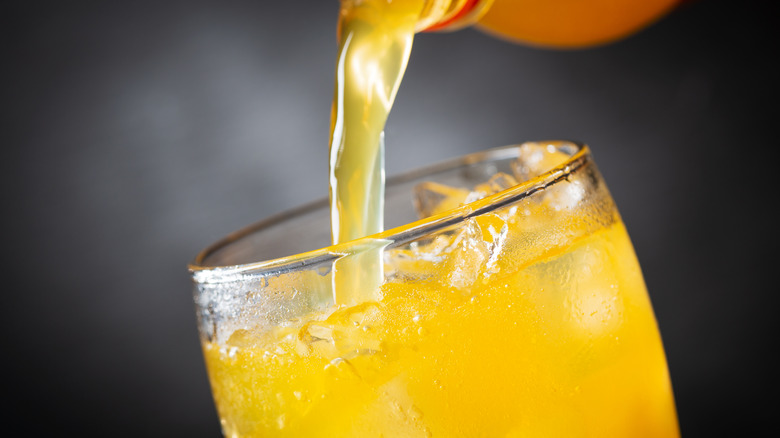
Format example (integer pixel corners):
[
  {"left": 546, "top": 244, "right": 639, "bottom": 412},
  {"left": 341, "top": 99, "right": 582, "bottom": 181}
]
[{"left": 417, "top": 0, "right": 493, "bottom": 32}]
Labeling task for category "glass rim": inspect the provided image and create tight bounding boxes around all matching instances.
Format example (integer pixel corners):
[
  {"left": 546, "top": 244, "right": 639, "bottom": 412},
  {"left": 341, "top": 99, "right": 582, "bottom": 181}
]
[{"left": 189, "top": 141, "right": 591, "bottom": 284}]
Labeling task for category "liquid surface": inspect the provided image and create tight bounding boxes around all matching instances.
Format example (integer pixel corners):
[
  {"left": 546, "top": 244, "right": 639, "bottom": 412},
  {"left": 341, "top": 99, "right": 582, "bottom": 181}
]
[{"left": 204, "top": 217, "right": 679, "bottom": 437}]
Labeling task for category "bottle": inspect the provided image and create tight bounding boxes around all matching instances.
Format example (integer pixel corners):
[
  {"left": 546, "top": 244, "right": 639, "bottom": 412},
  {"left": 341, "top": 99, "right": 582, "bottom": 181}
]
[{"left": 417, "top": 0, "right": 680, "bottom": 48}]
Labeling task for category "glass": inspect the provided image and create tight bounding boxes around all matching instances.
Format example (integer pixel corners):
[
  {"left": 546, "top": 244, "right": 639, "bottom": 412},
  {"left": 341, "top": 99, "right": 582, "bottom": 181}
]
[{"left": 189, "top": 141, "right": 679, "bottom": 437}]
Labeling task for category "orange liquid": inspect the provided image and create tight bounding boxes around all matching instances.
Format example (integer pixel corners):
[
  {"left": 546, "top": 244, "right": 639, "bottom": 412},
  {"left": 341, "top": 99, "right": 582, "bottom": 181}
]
[{"left": 203, "top": 217, "right": 679, "bottom": 436}]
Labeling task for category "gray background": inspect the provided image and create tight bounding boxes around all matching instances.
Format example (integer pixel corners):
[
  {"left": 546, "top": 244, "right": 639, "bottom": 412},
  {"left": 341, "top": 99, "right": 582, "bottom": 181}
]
[{"left": 3, "top": 0, "right": 775, "bottom": 435}]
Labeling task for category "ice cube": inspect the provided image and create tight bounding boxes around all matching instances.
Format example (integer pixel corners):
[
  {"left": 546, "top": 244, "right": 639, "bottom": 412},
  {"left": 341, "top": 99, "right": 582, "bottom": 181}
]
[
  {"left": 512, "top": 142, "right": 572, "bottom": 182},
  {"left": 225, "top": 326, "right": 296, "bottom": 351},
  {"left": 511, "top": 142, "right": 585, "bottom": 211},
  {"left": 543, "top": 178, "right": 586, "bottom": 211},
  {"left": 383, "top": 233, "right": 460, "bottom": 283},
  {"left": 473, "top": 172, "right": 519, "bottom": 195},
  {"left": 413, "top": 181, "right": 471, "bottom": 218},
  {"left": 352, "top": 377, "right": 432, "bottom": 437},
  {"left": 439, "top": 210, "right": 513, "bottom": 290},
  {"left": 297, "top": 302, "right": 383, "bottom": 360},
  {"left": 409, "top": 173, "right": 520, "bottom": 290},
  {"left": 561, "top": 242, "right": 624, "bottom": 336},
  {"left": 413, "top": 172, "right": 519, "bottom": 220},
  {"left": 443, "top": 221, "right": 490, "bottom": 289}
]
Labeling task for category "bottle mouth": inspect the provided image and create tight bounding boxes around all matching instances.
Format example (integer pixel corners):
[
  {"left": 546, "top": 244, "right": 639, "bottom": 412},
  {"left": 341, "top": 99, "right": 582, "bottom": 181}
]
[{"left": 418, "top": 0, "right": 494, "bottom": 33}]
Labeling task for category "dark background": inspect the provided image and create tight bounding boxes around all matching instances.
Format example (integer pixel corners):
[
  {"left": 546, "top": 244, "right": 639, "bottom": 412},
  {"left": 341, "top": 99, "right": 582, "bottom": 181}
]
[{"left": 2, "top": 0, "right": 775, "bottom": 435}]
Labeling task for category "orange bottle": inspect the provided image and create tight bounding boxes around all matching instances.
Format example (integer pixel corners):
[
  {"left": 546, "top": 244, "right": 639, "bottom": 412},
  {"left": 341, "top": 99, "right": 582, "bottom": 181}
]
[{"left": 420, "top": 0, "right": 680, "bottom": 48}]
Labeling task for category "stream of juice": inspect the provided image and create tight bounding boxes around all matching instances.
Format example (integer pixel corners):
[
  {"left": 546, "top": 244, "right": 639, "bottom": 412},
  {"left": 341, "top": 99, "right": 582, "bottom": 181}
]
[
  {"left": 328, "top": 0, "right": 423, "bottom": 245},
  {"left": 328, "top": 0, "right": 425, "bottom": 305}
]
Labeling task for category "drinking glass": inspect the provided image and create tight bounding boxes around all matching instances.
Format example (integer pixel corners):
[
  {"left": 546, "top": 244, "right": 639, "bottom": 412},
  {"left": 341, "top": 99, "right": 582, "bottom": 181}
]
[{"left": 189, "top": 141, "right": 679, "bottom": 437}]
